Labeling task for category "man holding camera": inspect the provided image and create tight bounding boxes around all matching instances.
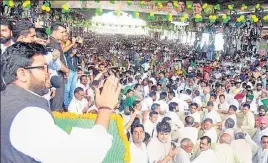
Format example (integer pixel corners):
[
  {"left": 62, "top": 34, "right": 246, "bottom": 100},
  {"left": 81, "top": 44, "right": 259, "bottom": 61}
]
[{"left": 63, "top": 37, "right": 82, "bottom": 108}]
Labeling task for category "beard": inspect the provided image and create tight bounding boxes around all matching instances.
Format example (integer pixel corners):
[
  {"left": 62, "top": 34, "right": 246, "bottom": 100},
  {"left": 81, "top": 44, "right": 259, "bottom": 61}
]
[
  {"left": 28, "top": 74, "right": 50, "bottom": 96},
  {"left": 0, "top": 36, "right": 11, "bottom": 44}
]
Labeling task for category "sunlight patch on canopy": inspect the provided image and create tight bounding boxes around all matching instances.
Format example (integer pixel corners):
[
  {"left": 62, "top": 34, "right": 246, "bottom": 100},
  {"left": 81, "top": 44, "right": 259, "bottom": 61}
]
[{"left": 90, "top": 11, "right": 147, "bottom": 35}]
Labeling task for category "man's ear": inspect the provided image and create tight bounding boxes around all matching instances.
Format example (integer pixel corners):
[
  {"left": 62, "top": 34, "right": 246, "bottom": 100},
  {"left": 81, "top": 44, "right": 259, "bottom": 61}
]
[{"left": 16, "top": 68, "right": 28, "bottom": 82}]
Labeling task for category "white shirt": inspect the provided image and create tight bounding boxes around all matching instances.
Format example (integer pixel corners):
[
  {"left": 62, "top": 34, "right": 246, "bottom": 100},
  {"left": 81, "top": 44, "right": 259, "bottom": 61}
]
[
  {"left": 174, "top": 147, "right": 191, "bottom": 163},
  {"left": 68, "top": 98, "right": 88, "bottom": 114},
  {"left": 192, "top": 97, "right": 202, "bottom": 107},
  {"left": 10, "top": 107, "right": 112, "bottom": 163},
  {"left": 147, "top": 137, "right": 172, "bottom": 163},
  {"left": 218, "top": 101, "right": 229, "bottom": 111},
  {"left": 156, "top": 100, "right": 169, "bottom": 113},
  {"left": 1, "top": 40, "right": 14, "bottom": 54},
  {"left": 167, "top": 111, "right": 184, "bottom": 130},
  {"left": 214, "top": 143, "right": 236, "bottom": 163},
  {"left": 204, "top": 110, "right": 222, "bottom": 124},
  {"left": 177, "top": 127, "right": 198, "bottom": 145},
  {"left": 203, "top": 127, "right": 218, "bottom": 143},
  {"left": 231, "top": 139, "right": 252, "bottom": 163},
  {"left": 144, "top": 119, "right": 157, "bottom": 137},
  {"left": 130, "top": 142, "right": 148, "bottom": 163},
  {"left": 255, "top": 128, "right": 268, "bottom": 146},
  {"left": 254, "top": 148, "right": 268, "bottom": 163},
  {"left": 191, "top": 149, "right": 217, "bottom": 163},
  {"left": 141, "top": 97, "right": 153, "bottom": 111},
  {"left": 76, "top": 83, "right": 89, "bottom": 92},
  {"left": 142, "top": 85, "right": 150, "bottom": 98},
  {"left": 190, "top": 111, "right": 201, "bottom": 123}
]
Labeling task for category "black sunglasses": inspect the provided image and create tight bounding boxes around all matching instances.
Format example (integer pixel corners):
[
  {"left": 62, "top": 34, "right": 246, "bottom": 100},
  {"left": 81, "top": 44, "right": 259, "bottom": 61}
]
[{"left": 24, "top": 65, "right": 48, "bottom": 73}]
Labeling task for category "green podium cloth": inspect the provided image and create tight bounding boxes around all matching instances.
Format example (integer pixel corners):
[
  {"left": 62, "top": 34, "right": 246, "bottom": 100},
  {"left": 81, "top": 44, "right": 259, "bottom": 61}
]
[{"left": 53, "top": 112, "right": 129, "bottom": 163}]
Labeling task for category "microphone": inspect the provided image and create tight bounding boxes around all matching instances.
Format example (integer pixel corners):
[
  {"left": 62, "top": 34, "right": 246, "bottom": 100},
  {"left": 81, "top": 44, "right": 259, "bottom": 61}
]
[{"left": 50, "top": 76, "right": 61, "bottom": 88}]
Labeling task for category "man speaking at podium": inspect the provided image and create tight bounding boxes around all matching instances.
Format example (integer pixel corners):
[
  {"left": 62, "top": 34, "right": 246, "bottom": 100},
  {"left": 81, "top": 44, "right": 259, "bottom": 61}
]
[{"left": 1, "top": 42, "right": 121, "bottom": 163}]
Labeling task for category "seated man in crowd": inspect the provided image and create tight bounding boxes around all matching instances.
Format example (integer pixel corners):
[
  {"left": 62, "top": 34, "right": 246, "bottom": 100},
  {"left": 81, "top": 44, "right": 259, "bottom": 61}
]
[
  {"left": 177, "top": 116, "right": 199, "bottom": 145},
  {"left": 253, "top": 135, "right": 268, "bottom": 163},
  {"left": 192, "top": 136, "right": 217, "bottom": 163},
  {"left": 68, "top": 87, "right": 91, "bottom": 114},
  {"left": 130, "top": 124, "right": 148, "bottom": 163},
  {"left": 147, "top": 122, "right": 178, "bottom": 163},
  {"left": 174, "top": 138, "right": 194, "bottom": 163},
  {"left": 214, "top": 133, "right": 236, "bottom": 163}
]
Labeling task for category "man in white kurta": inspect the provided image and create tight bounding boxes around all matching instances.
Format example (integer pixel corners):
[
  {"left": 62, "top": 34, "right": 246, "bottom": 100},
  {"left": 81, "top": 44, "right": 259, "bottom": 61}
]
[
  {"left": 191, "top": 136, "right": 217, "bottom": 163},
  {"left": 174, "top": 138, "right": 193, "bottom": 163},
  {"left": 130, "top": 124, "right": 148, "bottom": 163},
  {"left": 231, "top": 131, "right": 252, "bottom": 163},
  {"left": 202, "top": 118, "right": 218, "bottom": 144},
  {"left": 177, "top": 116, "right": 198, "bottom": 145},
  {"left": 147, "top": 122, "right": 173, "bottom": 163},
  {"left": 241, "top": 104, "right": 256, "bottom": 137},
  {"left": 144, "top": 111, "right": 158, "bottom": 137},
  {"left": 253, "top": 135, "right": 268, "bottom": 163},
  {"left": 214, "top": 133, "right": 236, "bottom": 163}
]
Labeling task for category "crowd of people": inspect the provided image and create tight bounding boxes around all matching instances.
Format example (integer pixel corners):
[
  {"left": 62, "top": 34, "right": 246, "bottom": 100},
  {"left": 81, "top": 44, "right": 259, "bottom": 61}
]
[{"left": 1, "top": 18, "right": 268, "bottom": 163}]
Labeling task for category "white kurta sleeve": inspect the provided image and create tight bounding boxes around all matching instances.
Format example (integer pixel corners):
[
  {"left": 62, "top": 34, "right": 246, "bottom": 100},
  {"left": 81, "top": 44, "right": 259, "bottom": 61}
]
[{"left": 10, "top": 107, "right": 113, "bottom": 163}]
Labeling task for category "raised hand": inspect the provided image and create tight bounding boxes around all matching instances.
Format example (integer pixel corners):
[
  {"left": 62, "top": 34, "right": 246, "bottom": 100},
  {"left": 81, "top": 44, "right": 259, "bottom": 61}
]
[{"left": 95, "top": 75, "right": 121, "bottom": 110}]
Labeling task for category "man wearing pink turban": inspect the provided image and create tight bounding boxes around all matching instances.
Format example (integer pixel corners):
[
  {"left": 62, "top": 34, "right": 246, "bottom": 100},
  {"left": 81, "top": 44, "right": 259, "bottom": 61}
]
[{"left": 254, "top": 116, "right": 268, "bottom": 146}]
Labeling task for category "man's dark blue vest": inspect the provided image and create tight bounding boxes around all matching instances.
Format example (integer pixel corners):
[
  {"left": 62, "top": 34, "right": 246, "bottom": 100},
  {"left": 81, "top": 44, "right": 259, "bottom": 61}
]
[{"left": 1, "top": 84, "right": 51, "bottom": 163}]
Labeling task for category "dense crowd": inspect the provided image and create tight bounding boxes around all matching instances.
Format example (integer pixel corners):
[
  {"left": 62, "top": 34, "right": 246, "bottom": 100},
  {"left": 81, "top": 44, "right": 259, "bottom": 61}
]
[{"left": 1, "top": 18, "right": 268, "bottom": 163}]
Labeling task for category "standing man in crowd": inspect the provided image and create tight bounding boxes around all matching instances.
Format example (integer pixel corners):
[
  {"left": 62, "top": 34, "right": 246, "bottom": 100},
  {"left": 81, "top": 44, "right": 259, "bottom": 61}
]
[
  {"left": 64, "top": 40, "right": 82, "bottom": 108},
  {"left": 48, "top": 22, "right": 69, "bottom": 111}
]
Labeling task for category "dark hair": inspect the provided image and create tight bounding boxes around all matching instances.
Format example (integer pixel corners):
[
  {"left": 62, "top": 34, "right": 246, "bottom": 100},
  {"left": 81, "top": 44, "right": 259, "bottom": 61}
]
[
  {"left": 194, "top": 90, "right": 200, "bottom": 96},
  {"left": 1, "top": 20, "right": 13, "bottom": 30},
  {"left": 134, "top": 84, "right": 140, "bottom": 90},
  {"left": 133, "top": 100, "right": 141, "bottom": 107},
  {"left": 185, "top": 116, "right": 194, "bottom": 125},
  {"left": 130, "top": 124, "right": 144, "bottom": 135},
  {"left": 229, "top": 105, "right": 237, "bottom": 112},
  {"left": 259, "top": 105, "right": 267, "bottom": 113},
  {"left": 151, "top": 103, "right": 160, "bottom": 111},
  {"left": 169, "top": 102, "right": 178, "bottom": 112},
  {"left": 80, "top": 75, "right": 87, "bottom": 82},
  {"left": 261, "top": 135, "right": 268, "bottom": 141},
  {"left": 1, "top": 42, "right": 46, "bottom": 85},
  {"left": 190, "top": 102, "right": 198, "bottom": 108},
  {"left": 185, "top": 89, "right": 192, "bottom": 95},
  {"left": 35, "top": 28, "right": 48, "bottom": 40},
  {"left": 149, "top": 111, "right": 158, "bottom": 117},
  {"left": 203, "top": 118, "right": 213, "bottom": 124},
  {"left": 51, "top": 22, "right": 66, "bottom": 32},
  {"left": 161, "top": 117, "right": 171, "bottom": 123},
  {"left": 126, "top": 89, "right": 133, "bottom": 94},
  {"left": 159, "top": 92, "right": 167, "bottom": 100},
  {"left": 156, "top": 122, "right": 171, "bottom": 133},
  {"left": 144, "top": 132, "right": 151, "bottom": 142},
  {"left": 168, "top": 90, "right": 175, "bottom": 98},
  {"left": 219, "top": 94, "right": 225, "bottom": 99},
  {"left": 13, "top": 21, "right": 34, "bottom": 41},
  {"left": 74, "top": 87, "right": 84, "bottom": 94},
  {"left": 200, "top": 136, "right": 211, "bottom": 144},
  {"left": 243, "top": 103, "right": 250, "bottom": 109},
  {"left": 149, "top": 91, "right": 157, "bottom": 97},
  {"left": 151, "top": 85, "right": 157, "bottom": 92}
]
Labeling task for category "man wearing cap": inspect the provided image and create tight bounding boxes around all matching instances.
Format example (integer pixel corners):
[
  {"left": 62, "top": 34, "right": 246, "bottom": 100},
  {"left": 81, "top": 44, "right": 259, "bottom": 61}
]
[
  {"left": 254, "top": 116, "right": 268, "bottom": 146},
  {"left": 245, "top": 93, "right": 258, "bottom": 114}
]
